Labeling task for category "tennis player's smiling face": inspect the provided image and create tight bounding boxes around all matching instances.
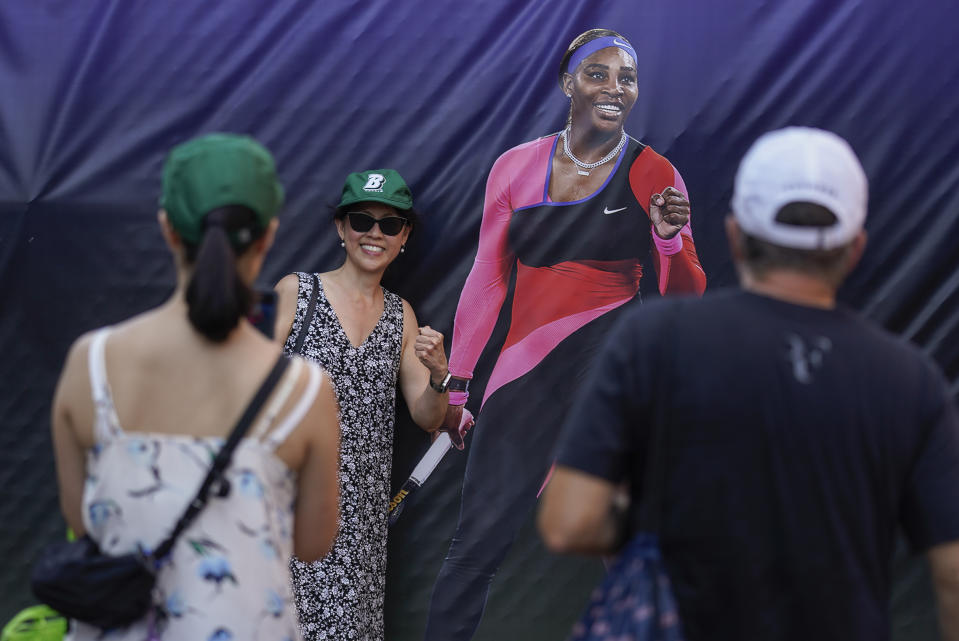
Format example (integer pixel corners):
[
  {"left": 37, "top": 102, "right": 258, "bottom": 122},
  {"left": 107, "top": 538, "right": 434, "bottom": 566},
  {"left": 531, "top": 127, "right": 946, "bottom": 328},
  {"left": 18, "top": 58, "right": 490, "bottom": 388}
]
[{"left": 566, "top": 47, "right": 638, "bottom": 135}]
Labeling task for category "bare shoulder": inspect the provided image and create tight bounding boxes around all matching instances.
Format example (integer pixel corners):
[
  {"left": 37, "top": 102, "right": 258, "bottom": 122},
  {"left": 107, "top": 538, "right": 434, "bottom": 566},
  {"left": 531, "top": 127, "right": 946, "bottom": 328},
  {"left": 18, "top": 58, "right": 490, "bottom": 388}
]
[
  {"left": 292, "top": 355, "right": 326, "bottom": 382},
  {"left": 60, "top": 321, "right": 133, "bottom": 376},
  {"left": 399, "top": 297, "right": 419, "bottom": 337},
  {"left": 60, "top": 330, "right": 98, "bottom": 380},
  {"left": 53, "top": 329, "right": 103, "bottom": 436},
  {"left": 270, "top": 356, "right": 339, "bottom": 471},
  {"left": 275, "top": 272, "right": 302, "bottom": 297},
  {"left": 399, "top": 296, "right": 416, "bottom": 318},
  {"left": 273, "top": 273, "right": 307, "bottom": 345},
  {"left": 293, "top": 358, "right": 340, "bottom": 432},
  {"left": 273, "top": 356, "right": 331, "bottom": 410}
]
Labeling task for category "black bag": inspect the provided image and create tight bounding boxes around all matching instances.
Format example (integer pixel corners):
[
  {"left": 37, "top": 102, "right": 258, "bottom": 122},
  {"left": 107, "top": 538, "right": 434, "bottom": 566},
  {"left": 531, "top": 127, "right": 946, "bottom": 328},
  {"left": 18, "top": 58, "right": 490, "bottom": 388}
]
[
  {"left": 30, "top": 537, "right": 155, "bottom": 630},
  {"left": 31, "top": 355, "right": 290, "bottom": 630}
]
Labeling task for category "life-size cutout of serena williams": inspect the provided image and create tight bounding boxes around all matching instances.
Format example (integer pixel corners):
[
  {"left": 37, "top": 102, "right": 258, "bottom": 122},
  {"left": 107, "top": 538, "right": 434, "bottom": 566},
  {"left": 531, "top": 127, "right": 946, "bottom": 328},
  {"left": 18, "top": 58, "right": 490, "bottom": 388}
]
[{"left": 425, "top": 29, "right": 707, "bottom": 640}]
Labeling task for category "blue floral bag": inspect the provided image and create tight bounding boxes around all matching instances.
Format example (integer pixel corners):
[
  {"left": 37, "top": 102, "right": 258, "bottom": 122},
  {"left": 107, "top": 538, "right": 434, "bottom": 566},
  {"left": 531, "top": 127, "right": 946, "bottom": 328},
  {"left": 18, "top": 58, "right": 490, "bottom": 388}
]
[{"left": 569, "top": 533, "right": 684, "bottom": 641}]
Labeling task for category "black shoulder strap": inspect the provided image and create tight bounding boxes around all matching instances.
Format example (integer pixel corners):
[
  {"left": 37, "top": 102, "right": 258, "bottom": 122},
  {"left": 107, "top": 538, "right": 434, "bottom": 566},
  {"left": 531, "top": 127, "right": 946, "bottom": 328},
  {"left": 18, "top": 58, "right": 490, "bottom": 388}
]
[
  {"left": 151, "top": 355, "right": 291, "bottom": 561},
  {"left": 292, "top": 274, "right": 320, "bottom": 355}
]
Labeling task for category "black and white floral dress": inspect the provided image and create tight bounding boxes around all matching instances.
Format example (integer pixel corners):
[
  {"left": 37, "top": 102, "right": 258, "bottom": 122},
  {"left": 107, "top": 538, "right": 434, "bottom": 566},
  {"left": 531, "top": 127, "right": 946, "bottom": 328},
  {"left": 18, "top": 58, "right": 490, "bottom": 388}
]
[{"left": 285, "top": 272, "right": 403, "bottom": 641}]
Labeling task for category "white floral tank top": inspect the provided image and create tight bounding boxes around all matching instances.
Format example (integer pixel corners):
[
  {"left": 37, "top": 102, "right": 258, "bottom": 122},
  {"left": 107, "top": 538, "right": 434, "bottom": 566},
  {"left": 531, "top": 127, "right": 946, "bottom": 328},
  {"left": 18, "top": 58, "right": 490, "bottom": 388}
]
[{"left": 68, "top": 328, "right": 322, "bottom": 641}]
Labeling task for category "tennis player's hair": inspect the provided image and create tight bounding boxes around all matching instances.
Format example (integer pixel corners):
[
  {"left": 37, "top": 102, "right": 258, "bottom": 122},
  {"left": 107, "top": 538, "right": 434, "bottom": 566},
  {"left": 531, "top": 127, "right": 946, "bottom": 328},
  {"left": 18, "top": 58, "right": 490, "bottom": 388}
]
[
  {"left": 740, "top": 202, "right": 855, "bottom": 286},
  {"left": 183, "top": 205, "right": 265, "bottom": 342},
  {"left": 557, "top": 28, "right": 629, "bottom": 86}
]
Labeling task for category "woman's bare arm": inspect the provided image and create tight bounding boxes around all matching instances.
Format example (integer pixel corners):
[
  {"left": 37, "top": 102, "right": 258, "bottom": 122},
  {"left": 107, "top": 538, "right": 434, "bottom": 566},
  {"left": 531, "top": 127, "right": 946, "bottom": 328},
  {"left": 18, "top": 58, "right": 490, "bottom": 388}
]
[
  {"left": 51, "top": 335, "right": 96, "bottom": 536},
  {"left": 291, "top": 369, "right": 341, "bottom": 562},
  {"left": 273, "top": 273, "right": 301, "bottom": 346},
  {"left": 398, "top": 301, "right": 448, "bottom": 431}
]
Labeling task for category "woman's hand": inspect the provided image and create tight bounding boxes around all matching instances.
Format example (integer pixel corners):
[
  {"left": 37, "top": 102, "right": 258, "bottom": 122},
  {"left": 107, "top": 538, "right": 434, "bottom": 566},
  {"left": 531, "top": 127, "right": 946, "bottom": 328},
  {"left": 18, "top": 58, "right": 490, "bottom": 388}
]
[
  {"left": 415, "top": 325, "right": 449, "bottom": 383},
  {"left": 650, "top": 186, "right": 690, "bottom": 240},
  {"left": 400, "top": 305, "right": 449, "bottom": 431},
  {"left": 435, "top": 404, "right": 474, "bottom": 450}
]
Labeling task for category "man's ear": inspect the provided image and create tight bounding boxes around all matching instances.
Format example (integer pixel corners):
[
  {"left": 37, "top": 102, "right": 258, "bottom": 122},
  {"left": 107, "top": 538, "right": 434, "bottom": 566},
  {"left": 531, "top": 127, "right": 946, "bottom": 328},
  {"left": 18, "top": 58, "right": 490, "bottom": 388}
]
[
  {"left": 844, "top": 229, "right": 868, "bottom": 274},
  {"left": 157, "top": 210, "right": 183, "bottom": 250},
  {"left": 724, "top": 214, "right": 744, "bottom": 263}
]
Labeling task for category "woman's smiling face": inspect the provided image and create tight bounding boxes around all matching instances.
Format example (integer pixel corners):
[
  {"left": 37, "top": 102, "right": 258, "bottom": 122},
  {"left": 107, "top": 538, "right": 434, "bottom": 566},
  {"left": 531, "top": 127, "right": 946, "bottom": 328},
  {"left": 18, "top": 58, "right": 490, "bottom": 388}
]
[
  {"left": 565, "top": 47, "right": 638, "bottom": 134},
  {"left": 335, "top": 202, "right": 410, "bottom": 271}
]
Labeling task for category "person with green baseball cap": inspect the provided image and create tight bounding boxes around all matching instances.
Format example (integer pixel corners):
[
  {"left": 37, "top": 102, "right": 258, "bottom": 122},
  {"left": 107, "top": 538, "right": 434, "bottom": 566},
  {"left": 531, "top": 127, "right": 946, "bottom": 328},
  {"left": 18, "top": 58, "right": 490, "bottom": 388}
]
[
  {"left": 159, "top": 132, "right": 285, "bottom": 341},
  {"left": 48, "top": 132, "right": 340, "bottom": 640},
  {"left": 273, "top": 169, "right": 451, "bottom": 641},
  {"left": 160, "top": 132, "right": 285, "bottom": 245}
]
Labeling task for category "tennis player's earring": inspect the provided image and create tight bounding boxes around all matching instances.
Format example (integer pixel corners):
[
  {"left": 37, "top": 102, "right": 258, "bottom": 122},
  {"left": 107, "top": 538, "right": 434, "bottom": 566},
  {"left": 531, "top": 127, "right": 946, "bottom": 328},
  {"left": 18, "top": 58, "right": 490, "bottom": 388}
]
[
  {"left": 340, "top": 239, "right": 345, "bottom": 248},
  {"left": 400, "top": 244, "right": 406, "bottom": 254}
]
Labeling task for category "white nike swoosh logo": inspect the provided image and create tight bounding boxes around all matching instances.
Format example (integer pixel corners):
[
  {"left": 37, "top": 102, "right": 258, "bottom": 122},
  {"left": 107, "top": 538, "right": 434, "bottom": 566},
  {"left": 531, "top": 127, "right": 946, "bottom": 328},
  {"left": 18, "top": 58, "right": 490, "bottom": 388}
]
[
  {"left": 603, "top": 206, "right": 627, "bottom": 215},
  {"left": 613, "top": 38, "right": 630, "bottom": 48}
]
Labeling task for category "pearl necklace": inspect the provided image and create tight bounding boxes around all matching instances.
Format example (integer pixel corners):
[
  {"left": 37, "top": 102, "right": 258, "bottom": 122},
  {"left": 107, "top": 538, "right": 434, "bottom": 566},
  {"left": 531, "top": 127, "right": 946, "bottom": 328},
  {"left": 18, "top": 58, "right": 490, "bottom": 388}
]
[{"left": 562, "top": 127, "right": 627, "bottom": 176}]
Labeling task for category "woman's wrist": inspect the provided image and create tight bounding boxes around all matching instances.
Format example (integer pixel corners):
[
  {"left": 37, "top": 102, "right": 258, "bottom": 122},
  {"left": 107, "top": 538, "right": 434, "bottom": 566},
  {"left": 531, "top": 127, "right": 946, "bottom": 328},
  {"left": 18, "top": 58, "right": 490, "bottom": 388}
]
[
  {"left": 429, "top": 370, "right": 452, "bottom": 393},
  {"left": 444, "top": 373, "right": 470, "bottom": 405},
  {"left": 447, "top": 375, "right": 470, "bottom": 393}
]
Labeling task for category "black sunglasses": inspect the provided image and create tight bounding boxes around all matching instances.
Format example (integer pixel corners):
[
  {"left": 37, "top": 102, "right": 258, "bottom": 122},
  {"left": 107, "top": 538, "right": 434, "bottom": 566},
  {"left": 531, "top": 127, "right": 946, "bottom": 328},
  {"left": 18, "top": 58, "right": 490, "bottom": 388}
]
[{"left": 346, "top": 211, "right": 408, "bottom": 236}]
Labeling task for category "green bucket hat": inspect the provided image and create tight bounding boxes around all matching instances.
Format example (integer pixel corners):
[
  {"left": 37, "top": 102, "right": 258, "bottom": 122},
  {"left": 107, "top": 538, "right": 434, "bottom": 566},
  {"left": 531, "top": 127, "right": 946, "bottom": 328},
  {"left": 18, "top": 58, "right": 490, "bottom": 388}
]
[
  {"left": 338, "top": 169, "right": 413, "bottom": 211},
  {"left": 160, "top": 133, "right": 285, "bottom": 244}
]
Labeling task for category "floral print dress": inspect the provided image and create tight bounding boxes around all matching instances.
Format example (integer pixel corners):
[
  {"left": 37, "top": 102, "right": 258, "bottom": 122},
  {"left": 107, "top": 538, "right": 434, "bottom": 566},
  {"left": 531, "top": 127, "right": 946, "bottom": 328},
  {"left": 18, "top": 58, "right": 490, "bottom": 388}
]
[
  {"left": 69, "top": 328, "right": 323, "bottom": 641},
  {"left": 285, "top": 273, "right": 403, "bottom": 641}
]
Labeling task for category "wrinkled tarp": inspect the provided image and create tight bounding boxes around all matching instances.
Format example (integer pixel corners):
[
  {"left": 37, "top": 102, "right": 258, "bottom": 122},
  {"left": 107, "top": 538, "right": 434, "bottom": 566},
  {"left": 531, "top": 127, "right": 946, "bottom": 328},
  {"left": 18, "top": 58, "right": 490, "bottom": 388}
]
[{"left": 1, "top": 1, "right": 956, "bottom": 638}]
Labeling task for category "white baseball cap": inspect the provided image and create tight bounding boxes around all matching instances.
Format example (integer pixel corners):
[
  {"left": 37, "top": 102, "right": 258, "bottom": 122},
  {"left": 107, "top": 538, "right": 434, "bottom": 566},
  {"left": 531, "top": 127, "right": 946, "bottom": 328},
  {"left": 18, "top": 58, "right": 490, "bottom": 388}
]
[{"left": 732, "top": 127, "right": 868, "bottom": 250}]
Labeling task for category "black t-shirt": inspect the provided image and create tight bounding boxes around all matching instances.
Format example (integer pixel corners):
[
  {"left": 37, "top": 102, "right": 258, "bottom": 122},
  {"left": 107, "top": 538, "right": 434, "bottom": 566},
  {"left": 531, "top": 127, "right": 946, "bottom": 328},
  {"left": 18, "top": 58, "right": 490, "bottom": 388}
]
[{"left": 555, "top": 288, "right": 959, "bottom": 641}]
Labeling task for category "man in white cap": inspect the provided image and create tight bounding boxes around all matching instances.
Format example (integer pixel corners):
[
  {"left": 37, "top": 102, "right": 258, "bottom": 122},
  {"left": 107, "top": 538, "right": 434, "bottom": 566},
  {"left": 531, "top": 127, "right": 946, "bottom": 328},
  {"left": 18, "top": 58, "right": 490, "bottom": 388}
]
[{"left": 538, "top": 127, "right": 959, "bottom": 640}]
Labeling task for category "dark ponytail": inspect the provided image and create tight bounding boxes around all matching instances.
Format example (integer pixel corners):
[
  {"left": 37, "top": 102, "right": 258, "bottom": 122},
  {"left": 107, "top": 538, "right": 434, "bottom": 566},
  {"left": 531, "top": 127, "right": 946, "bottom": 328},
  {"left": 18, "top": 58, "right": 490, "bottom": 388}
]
[{"left": 183, "top": 205, "right": 264, "bottom": 342}]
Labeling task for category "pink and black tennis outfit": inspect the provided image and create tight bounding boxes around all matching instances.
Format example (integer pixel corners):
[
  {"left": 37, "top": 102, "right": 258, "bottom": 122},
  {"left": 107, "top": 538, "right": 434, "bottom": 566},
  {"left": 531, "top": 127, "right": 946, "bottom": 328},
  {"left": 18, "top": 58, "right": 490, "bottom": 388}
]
[{"left": 424, "top": 133, "right": 706, "bottom": 640}]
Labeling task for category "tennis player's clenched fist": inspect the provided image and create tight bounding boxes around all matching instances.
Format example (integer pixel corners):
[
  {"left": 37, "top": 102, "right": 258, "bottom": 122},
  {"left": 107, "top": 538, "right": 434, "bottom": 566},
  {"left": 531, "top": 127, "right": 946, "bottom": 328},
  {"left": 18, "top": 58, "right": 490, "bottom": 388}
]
[{"left": 650, "top": 186, "right": 690, "bottom": 240}]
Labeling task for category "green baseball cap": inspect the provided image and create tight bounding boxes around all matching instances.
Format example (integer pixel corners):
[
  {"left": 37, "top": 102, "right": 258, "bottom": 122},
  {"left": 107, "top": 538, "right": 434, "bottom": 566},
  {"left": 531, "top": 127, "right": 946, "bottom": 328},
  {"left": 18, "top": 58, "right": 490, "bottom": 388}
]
[
  {"left": 160, "top": 133, "right": 285, "bottom": 244},
  {"left": 338, "top": 169, "right": 413, "bottom": 211}
]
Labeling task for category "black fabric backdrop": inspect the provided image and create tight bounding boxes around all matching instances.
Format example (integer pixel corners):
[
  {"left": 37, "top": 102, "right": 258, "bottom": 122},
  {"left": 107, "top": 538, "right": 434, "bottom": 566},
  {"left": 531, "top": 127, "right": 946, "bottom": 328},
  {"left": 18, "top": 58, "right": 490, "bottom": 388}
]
[{"left": 1, "top": 1, "right": 957, "bottom": 639}]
